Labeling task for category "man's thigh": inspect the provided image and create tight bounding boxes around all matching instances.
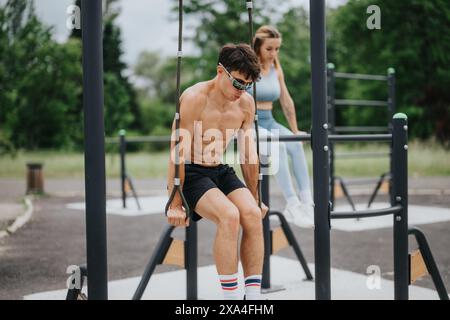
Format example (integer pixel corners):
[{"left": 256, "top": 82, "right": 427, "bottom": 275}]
[
  {"left": 194, "top": 188, "right": 238, "bottom": 224},
  {"left": 226, "top": 188, "right": 261, "bottom": 221}
]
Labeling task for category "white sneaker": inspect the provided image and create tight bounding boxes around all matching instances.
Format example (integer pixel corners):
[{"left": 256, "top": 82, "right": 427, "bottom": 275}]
[
  {"left": 282, "top": 202, "right": 297, "bottom": 223},
  {"left": 293, "top": 203, "right": 315, "bottom": 229}
]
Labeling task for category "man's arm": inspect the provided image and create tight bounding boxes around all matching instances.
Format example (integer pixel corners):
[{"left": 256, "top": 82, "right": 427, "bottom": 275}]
[
  {"left": 166, "top": 90, "right": 199, "bottom": 226},
  {"left": 237, "top": 95, "right": 260, "bottom": 202}
]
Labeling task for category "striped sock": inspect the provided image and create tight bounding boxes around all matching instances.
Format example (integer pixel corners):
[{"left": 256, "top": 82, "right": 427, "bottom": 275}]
[
  {"left": 219, "top": 273, "right": 240, "bottom": 300},
  {"left": 244, "top": 275, "right": 262, "bottom": 300}
]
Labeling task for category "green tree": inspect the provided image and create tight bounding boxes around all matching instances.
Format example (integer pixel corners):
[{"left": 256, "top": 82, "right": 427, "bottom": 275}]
[
  {"left": 0, "top": 0, "right": 82, "bottom": 149},
  {"left": 328, "top": 0, "right": 450, "bottom": 145},
  {"left": 70, "top": 0, "right": 141, "bottom": 136}
]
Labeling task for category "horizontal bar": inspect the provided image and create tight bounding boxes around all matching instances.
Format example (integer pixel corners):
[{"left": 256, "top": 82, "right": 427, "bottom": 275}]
[
  {"left": 266, "top": 134, "right": 390, "bottom": 143},
  {"left": 334, "top": 72, "right": 388, "bottom": 81},
  {"left": 334, "top": 152, "right": 390, "bottom": 158},
  {"left": 106, "top": 133, "right": 391, "bottom": 145},
  {"left": 265, "top": 134, "right": 311, "bottom": 142},
  {"left": 334, "top": 176, "right": 390, "bottom": 185},
  {"left": 106, "top": 136, "right": 170, "bottom": 144},
  {"left": 331, "top": 205, "right": 402, "bottom": 219},
  {"left": 328, "top": 134, "right": 392, "bottom": 142},
  {"left": 334, "top": 126, "right": 389, "bottom": 133},
  {"left": 334, "top": 99, "right": 389, "bottom": 107}
]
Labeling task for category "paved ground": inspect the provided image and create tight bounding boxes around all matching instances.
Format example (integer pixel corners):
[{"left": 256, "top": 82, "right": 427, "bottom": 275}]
[{"left": 0, "top": 177, "right": 449, "bottom": 300}]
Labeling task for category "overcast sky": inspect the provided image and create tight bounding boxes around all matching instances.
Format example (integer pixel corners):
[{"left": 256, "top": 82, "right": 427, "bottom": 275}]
[{"left": 4, "top": 0, "right": 348, "bottom": 66}]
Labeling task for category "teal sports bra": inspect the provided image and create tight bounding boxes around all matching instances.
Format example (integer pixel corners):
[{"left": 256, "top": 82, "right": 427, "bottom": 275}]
[{"left": 247, "top": 65, "right": 280, "bottom": 102}]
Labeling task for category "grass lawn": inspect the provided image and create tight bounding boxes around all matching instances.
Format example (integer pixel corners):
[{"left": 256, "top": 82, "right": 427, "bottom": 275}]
[{"left": 0, "top": 140, "right": 448, "bottom": 179}]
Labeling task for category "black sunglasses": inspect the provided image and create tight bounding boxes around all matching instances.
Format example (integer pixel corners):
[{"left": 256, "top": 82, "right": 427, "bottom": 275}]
[{"left": 219, "top": 63, "right": 254, "bottom": 91}]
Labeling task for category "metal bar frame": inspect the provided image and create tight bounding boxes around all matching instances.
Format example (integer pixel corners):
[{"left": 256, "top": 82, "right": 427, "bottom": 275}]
[
  {"left": 310, "top": 0, "right": 330, "bottom": 300},
  {"left": 334, "top": 99, "right": 389, "bottom": 107},
  {"left": 334, "top": 72, "right": 388, "bottom": 81},
  {"left": 392, "top": 114, "right": 409, "bottom": 299},
  {"left": 81, "top": 0, "right": 108, "bottom": 300},
  {"left": 408, "top": 227, "right": 449, "bottom": 300}
]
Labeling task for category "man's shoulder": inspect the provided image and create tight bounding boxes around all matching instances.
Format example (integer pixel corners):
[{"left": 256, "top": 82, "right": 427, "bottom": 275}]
[
  {"left": 180, "top": 82, "right": 209, "bottom": 107},
  {"left": 239, "top": 92, "right": 256, "bottom": 114}
]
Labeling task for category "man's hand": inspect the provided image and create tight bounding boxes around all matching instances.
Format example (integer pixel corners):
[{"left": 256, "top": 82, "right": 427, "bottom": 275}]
[
  {"left": 260, "top": 202, "right": 269, "bottom": 219},
  {"left": 167, "top": 206, "right": 190, "bottom": 227}
]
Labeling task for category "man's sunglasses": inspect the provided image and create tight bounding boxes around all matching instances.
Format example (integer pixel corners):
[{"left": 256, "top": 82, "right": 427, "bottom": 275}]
[{"left": 218, "top": 63, "right": 253, "bottom": 91}]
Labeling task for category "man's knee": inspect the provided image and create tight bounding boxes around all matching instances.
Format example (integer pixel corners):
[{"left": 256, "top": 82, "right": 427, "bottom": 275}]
[
  {"left": 218, "top": 205, "right": 240, "bottom": 234},
  {"left": 240, "top": 206, "right": 263, "bottom": 232}
]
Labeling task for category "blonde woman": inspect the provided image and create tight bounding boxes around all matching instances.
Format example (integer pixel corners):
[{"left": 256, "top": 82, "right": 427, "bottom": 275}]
[{"left": 247, "top": 25, "right": 314, "bottom": 228}]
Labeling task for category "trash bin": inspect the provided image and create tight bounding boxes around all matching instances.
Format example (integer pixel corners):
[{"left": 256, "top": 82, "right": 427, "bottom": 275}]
[{"left": 26, "top": 162, "right": 44, "bottom": 194}]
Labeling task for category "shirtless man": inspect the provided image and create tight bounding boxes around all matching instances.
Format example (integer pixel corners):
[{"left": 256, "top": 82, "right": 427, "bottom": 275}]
[{"left": 166, "top": 44, "right": 268, "bottom": 300}]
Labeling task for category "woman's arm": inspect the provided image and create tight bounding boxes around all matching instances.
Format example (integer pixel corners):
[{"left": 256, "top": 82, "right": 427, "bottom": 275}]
[{"left": 277, "top": 64, "right": 300, "bottom": 134}]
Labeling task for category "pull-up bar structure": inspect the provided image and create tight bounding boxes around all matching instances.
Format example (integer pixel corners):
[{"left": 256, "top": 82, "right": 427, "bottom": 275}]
[{"left": 75, "top": 0, "right": 448, "bottom": 301}]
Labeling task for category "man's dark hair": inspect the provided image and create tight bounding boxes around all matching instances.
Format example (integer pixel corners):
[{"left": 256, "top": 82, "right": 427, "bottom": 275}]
[{"left": 218, "top": 44, "right": 260, "bottom": 82}]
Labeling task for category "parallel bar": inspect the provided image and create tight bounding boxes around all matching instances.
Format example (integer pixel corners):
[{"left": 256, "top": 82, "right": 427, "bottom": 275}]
[
  {"left": 105, "top": 136, "right": 170, "bottom": 144},
  {"left": 263, "top": 133, "right": 391, "bottom": 143},
  {"left": 310, "top": 0, "right": 330, "bottom": 300},
  {"left": 108, "top": 133, "right": 392, "bottom": 144},
  {"left": 334, "top": 152, "right": 390, "bottom": 159},
  {"left": 392, "top": 114, "right": 409, "bottom": 300},
  {"left": 334, "top": 72, "right": 388, "bottom": 81},
  {"left": 334, "top": 99, "right": 389, "bottom": 107},
  {"left": 81, "top": 0, "right": 108, "bottom": 300},
  {"left": 331, "top": 205, "right": 401, "bottom": 219},
  {"left": 334, "top": 126, "right": 388, "bottom": 133},
  {"left": 334, "top": 176, "right": 387, "bottom": 185},
  {"left": 328, "top": 134, "right": 392, "bottom": 142}
]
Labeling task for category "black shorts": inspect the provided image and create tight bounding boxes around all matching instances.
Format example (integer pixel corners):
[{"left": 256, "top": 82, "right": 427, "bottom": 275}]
[{"left": 183, "top": 164, "right": 246, "bottom": 221}]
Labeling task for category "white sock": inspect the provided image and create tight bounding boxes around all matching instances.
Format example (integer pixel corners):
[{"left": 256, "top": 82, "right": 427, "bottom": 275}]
[
  {"left": 219, "top": 273, "right": 240, "bottom": 300},
  {"left": 299, "top": 190, "right": 313, "bottom": 205},
  {"left": 244, "top": 275, "right": 262, "bottom": 300}
]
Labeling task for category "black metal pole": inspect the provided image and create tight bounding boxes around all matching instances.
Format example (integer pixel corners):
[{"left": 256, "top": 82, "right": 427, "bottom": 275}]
[
  {"left": 392, "top": 113, "right": 408, "bottom": 300},
  {"left": 388, "top": 68, "right": 396, "bottom": 203},
  {"left": 387, "top": 69, "right": 396, "bottom": 129},
  {"left": 119, "top": 129, "right": 127, "bottom": 209},
  {"left": 310, "top": 0, "right": 331, "bottom": 300},
  {"left": 132, "top": 226, "right": 175, "bottom": 300},
  {"left": 327, "top": 63, "right": 336, "bottom": 210},
  {"left": 408, "top": 227, "right": 449, "bottom": 300},
  {"left": 260, "top": 158, "right": 271, "bottom": 289},
  {"left": 81, "top": 0, "right": 108, "bottom": 300},
  {"left": 185, "top": 222, "right": 198, "bottom": 300}
]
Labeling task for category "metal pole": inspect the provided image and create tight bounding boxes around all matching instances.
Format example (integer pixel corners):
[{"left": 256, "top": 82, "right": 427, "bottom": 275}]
[
  {"left": 387, "top": 68, "right": 396, "bottom": 129},
  {"left": 310, "top": 0, "right": 331, "bottom": 300},
  {"left": 185, "top": 222, "right": 198, "bottom": 300},
  {"left": 260, "top": 158, "right": 271, "bottom": 289},
  {"left": 119, "top": 130, "right": 127, "bottom": 209},
  {"left": 327, "top": 63, "right": 336, "bottom": 210},
  {"left": 388, "top": 68, "right": 396, "bottom": 202},
  {"left": 392, "top": 113, "right": 408, "bottom": 300},
  {"left": 81, "top": 0, "right": 108, "bottom": 300}
]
